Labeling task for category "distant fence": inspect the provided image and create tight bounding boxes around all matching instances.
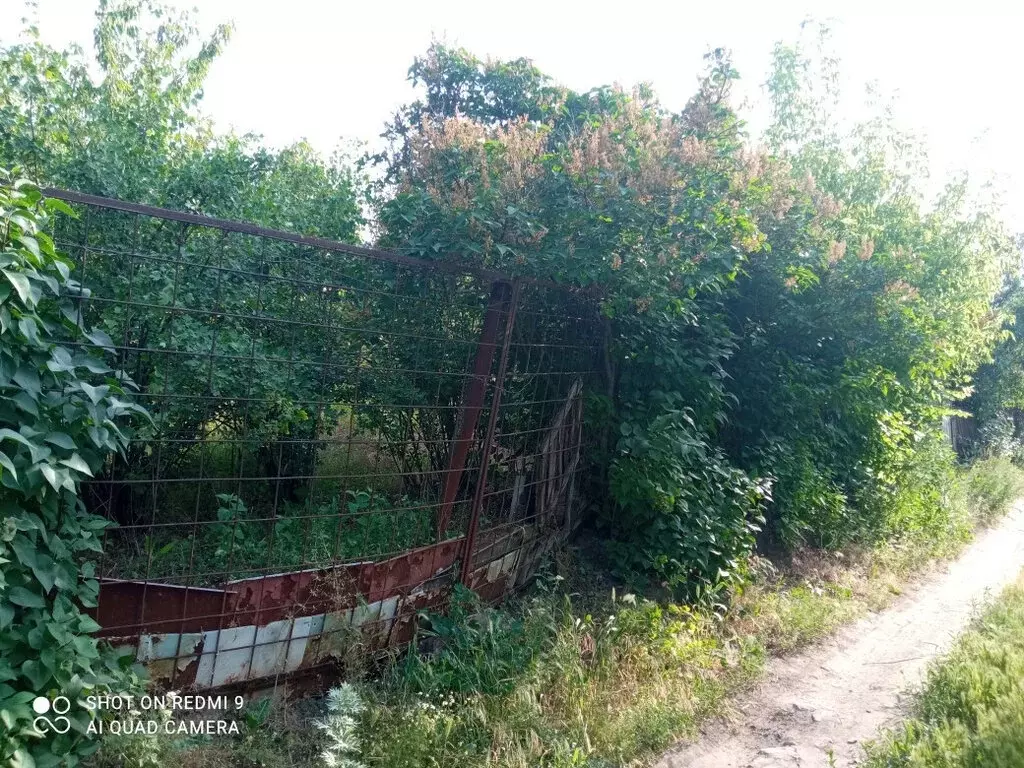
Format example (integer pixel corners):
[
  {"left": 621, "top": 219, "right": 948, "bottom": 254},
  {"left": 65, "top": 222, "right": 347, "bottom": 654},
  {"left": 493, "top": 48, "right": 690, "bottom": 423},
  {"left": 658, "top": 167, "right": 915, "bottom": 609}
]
[
  {"left": 46, "top": 188, "right": 603, "bottom": 691},
  {"left": 942, "top": 414, "right": 978, "bottom": 458}
]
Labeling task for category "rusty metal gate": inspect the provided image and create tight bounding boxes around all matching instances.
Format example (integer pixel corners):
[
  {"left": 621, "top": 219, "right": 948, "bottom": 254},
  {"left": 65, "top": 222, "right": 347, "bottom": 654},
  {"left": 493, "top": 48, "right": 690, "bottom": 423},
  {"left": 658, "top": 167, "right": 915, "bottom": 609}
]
[{"left": 45, "top": 188, "right": 602, "bottom": 691}]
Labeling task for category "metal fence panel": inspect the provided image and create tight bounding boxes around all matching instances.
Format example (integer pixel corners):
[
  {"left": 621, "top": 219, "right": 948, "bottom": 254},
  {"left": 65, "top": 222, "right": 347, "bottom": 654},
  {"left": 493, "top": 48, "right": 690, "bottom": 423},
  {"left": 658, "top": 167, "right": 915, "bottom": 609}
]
[{"left": 46, "top": 189, "right": 602, "bottom": 691}]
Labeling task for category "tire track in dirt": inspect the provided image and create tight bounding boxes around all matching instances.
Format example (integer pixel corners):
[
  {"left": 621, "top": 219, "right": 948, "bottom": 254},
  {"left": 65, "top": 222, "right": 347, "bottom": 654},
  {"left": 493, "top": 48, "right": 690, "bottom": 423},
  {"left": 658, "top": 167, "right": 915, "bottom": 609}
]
[{"left": 656, "top": 503, "right": 1024, "bottom": 768}]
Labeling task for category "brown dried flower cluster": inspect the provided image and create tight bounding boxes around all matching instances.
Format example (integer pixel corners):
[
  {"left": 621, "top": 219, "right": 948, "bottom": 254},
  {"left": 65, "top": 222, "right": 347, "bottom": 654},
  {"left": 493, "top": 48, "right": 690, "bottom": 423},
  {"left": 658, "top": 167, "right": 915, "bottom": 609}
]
[
  {"left": 562, "top": 89, "right": 724, "bottom": 196},
  {"left": 858, "top": 238, "right": 875, "bottom": 261},
  {"left": 828, "top": 240, "right": 847, "bottom": 266},
  {"left": 732, "top": 150, "right": 798, "bottom": 221},
  {"left": 405, "top": 116, "right": 548, "bottom": 210},
  {"left": 884, "top": 279, "right": 920, "bottom": 302}
]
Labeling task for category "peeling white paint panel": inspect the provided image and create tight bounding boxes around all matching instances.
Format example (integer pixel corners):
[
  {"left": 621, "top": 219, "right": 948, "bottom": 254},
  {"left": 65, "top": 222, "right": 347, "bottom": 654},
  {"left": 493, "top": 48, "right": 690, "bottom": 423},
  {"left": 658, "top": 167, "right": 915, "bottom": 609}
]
[
  {"left": 249, "top": 619, "right": 293, "bottom": 680},
  {"left": 211, "top": 625, "right": 257, "bottom": 688},
  {"left": 286, "top": 614, "right": 324, "bottom": 672},
  {"left": 193, "top": 629, "right": 221, "bottom": 688}
]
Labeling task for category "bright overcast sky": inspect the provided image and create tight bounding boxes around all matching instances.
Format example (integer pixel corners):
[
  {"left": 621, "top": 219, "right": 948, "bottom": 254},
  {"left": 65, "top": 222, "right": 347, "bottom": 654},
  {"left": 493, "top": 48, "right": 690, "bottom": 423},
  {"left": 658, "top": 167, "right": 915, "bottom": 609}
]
[{"left": 3, "top": 0, "right": 1022, "bottom": 231}]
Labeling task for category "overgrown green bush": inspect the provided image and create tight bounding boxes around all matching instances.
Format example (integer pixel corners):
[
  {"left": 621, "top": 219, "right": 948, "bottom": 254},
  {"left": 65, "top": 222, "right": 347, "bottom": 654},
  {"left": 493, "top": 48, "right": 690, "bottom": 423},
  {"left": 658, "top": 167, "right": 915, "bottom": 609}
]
[
  {"left": 114, "top": 488, "right": 435, "bottom": 584},
  {"left": 374, "top": 34, "right": 1018, "bottom": 600},
  {"left": 395, "top": 585, "right": 548, "bottom": 699},
  {"left": 608, "top": 410, "right": 769, "bottom": 603},
  {"left": 0, "top": 174, "right": 145, "bottom": 766},
  {"left": 4, "top": 0, "right": 1020, "bottom": 612},
  {"left": 359, "top": 587, "right": 762, "bottom": 768},
  {"left": 1, "top": 0, "right": 367, "bottom": 521}
]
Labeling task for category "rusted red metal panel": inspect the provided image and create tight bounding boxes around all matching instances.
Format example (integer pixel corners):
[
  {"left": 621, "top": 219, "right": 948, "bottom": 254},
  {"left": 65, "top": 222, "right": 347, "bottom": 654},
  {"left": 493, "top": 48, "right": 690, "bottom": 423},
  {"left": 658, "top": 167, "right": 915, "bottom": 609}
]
[
  {"left": 95, "top": 537, "right": 465, "bottom": 640},
  {"left": 224, "top": 562, "right": 372, "bottom": 627},
  {"left": 368, "top": 536, "right": 463, "bottom": 603},
  {"left": 91, "top": 581, "right": 234, "bottom": 637}
]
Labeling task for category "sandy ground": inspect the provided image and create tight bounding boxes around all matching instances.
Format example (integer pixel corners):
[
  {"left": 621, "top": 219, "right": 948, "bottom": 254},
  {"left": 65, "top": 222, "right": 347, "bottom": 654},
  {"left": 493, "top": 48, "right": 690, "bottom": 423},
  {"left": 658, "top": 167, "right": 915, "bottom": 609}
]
[{"left": 655, "top": 503, "right": 1024, "bottom": 768}]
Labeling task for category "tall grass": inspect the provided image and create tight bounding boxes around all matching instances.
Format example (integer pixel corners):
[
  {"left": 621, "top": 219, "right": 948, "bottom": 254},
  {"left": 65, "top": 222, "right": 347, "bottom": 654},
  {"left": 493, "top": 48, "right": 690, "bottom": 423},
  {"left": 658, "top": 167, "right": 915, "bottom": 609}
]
[{"left": 863, "top": 572, "right": 1024, "bottom": 768}]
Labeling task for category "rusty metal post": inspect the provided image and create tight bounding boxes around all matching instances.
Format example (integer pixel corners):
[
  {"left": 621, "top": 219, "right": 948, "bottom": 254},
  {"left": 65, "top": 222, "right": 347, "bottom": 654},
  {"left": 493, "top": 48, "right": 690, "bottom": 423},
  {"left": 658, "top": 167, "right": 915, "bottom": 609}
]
[
  {"left": 436, "top": 281, "right": 511, "bottom": 538},
  {"left": 460, "top": 280, "right": 521, "bottom": 588}
]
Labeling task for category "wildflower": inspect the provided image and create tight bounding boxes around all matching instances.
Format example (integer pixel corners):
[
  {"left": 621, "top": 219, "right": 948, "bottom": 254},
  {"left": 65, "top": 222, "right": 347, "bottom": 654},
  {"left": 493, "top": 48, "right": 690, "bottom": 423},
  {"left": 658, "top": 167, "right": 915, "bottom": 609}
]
[
  {"left": 858, "top": 238, "right": 875, "bottom": 261},
  {"left": 884, "top": 280, "right": 920, "bottom": 302},
  {"left": 827, "top": 240, "right": 847, "bottom": 266}
]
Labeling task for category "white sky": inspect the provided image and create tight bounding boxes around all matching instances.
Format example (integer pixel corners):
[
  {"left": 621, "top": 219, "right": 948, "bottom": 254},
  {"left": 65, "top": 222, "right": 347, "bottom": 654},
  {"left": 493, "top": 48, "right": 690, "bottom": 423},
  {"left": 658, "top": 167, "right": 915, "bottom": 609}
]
[{"left": 3, "top": 0, "right": 1022, "bottom": 230}]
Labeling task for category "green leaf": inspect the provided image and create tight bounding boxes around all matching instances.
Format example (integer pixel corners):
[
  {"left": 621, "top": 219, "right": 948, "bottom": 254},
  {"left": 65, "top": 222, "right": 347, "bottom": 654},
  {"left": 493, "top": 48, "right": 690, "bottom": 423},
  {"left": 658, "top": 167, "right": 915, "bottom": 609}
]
[
  {"left": 12, "top": 746, "right": 36, "bottom": 768},
  {"left": 43, "top": 432, "right": 76, "bottom": 450},
  {"left": 17, "top": 235, "right": 41, "bottom": 260},
  {"left": 8, "top": 586, "right": 45, "bottom": 608},
  {"left": 20, "top": 659, "right": 50, "bottom": 691},
  {"left": 30, "top": 554, "right": 58, "bottom": 593},
  {"left": 59, "top": 453, "right": 93, "bottom": 477},
  {"left": 12, "top": 366, "right": 41, "bottom": 396},
  {"left": 0, "top": 452, "right": 16, "bottom": 481},
  {"left": 10, "top": 536, "right": 38, "bottom": 569},
  {"left": 0, "top": 430, "right": 33, "bottom": 455},
  {"left": 1, "top": 269, "right": 34, "bottom": 306},
  {"left": 85, "top": 328, "right": 115, "bottom": 352},
  {"left": 43, "top": 198, "right": 76, "bottom": 217},
  {"left": 80, "top": 382, "right": 108, "bottom": 405},
  {"left": 39, "top": 463, "right": 60, "bottom": 491}
]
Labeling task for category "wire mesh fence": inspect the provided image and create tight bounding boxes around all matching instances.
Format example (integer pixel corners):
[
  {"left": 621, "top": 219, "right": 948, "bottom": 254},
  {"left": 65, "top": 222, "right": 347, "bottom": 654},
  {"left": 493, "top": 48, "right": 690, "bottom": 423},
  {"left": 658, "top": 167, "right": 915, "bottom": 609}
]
[{"left": 47, "top": 188, "right": 603, "bottom": 691}]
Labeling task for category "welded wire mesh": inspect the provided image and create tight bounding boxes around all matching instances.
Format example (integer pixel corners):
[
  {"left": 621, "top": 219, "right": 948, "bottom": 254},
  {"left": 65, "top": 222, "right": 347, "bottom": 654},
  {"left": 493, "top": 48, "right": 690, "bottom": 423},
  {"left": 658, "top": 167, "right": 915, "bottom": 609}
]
[{"left": 47, "top": 189, "right": 602, "bottom": 689}]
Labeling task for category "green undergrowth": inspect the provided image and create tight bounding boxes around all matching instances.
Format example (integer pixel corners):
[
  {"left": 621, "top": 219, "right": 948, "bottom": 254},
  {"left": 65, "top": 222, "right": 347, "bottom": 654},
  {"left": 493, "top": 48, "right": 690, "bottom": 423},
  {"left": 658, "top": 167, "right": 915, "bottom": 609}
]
[
  {"left": 862, "top": 571, "right": 1024, "bottom": 768},
  {"left": 104, "top": 489, "right": 435, "bottom": 585},
  {"left": 87, "top": 457, "right": 1024, "bottom": 768}
]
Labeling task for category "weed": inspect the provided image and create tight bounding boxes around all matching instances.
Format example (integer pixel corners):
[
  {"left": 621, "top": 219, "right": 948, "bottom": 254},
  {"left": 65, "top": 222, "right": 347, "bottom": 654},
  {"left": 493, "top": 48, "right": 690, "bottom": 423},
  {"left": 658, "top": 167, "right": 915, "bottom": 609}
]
[
  {"left": 962, "top": 456, "right": 1024, "bottom": 528},
  {"left": 108, "top": 489, "right": 435, "bottom": 585},
  {"left": 862, "top": 573, "right": 1024, "bottom": 768}
]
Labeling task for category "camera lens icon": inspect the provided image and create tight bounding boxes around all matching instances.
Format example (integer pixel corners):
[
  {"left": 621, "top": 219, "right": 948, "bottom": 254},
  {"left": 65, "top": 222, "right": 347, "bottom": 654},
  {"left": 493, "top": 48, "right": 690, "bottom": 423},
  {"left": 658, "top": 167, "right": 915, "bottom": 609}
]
[{"left": 32, "top": 696, "right": 72, "bottom": 735}]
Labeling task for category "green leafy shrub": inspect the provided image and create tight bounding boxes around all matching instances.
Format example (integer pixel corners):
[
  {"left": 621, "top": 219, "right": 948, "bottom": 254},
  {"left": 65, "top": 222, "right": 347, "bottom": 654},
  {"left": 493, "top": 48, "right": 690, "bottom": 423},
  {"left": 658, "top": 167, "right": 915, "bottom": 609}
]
[
  {"left": 121, "top": 488, "right": 436, "bottom": 584},
  {"left": 607, "top": 410, "right": 769, "bottom": 604},
  {"left": 764, "top": 442, "right": 850, "bottom": 550},
  {"left": 0, "top": 173, "right": 145, "bottom": 766},
  {"left": 873, "top": 430, "right": 971, "bottom": 552},
  {"left": 84, "top": 699, "right": 174, "bottom": 768},
  {"left": 317, "top": 685, "right": 366, "bottom": 768},
  {"left": 374, "top": 35, "right": 1018, "bottom": 600},
  {"left": 1, "top": 1, "right": 367, "bottom": 523}
]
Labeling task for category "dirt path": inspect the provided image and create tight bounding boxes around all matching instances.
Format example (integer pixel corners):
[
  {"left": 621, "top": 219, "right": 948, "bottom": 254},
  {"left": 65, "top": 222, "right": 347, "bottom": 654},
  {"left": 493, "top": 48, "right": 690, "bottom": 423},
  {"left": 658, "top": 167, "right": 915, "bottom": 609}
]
[{"left": 656, "top": 503, "right": 1024, "bottom": 768}]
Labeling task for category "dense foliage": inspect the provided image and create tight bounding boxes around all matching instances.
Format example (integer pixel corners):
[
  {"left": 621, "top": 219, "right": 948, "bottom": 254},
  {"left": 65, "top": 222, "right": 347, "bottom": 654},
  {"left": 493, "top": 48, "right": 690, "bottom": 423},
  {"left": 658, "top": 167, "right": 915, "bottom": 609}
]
[
  {"left": 0, "top": 173, "right": 144, "bottom": 766},
  {"left": 3, "top": 0, "right": 1016, "bottom": 608},
  {"left": 0, "top": 0, "right": 368, "bottom": 523},
  {"left": 374, "top": 38, "right": 1018, "bottom": 599}
]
